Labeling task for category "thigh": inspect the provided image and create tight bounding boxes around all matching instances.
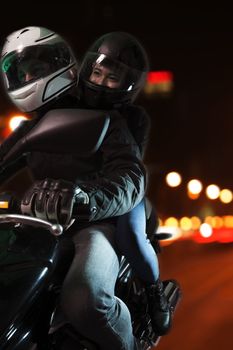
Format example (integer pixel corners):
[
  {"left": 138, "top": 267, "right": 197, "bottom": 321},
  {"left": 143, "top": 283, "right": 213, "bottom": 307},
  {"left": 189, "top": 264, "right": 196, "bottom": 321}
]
[
  {"left": 126, "top": 199, "right": 146, "bottom": 235},
  {"left": 65, "top": 222, "right": 120, "bottom": 295},
  {"left": 117, "top": 199, "right": 146, "bottom": 240}
]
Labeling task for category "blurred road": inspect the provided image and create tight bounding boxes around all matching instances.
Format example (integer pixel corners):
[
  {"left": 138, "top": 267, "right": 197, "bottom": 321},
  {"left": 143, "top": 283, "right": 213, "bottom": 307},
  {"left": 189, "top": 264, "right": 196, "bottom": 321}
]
[{"left": 154, "top": 240, "right": 233, "bottom": 350}]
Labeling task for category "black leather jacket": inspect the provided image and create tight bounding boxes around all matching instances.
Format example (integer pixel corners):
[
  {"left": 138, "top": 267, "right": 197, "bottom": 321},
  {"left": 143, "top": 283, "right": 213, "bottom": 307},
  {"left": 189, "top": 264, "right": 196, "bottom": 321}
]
[
  {"left": 0, "top": 98, "right": 147, "bottom": 222},
  {"left": 122, "top": 104, "right": 151, "bottom": 158}
]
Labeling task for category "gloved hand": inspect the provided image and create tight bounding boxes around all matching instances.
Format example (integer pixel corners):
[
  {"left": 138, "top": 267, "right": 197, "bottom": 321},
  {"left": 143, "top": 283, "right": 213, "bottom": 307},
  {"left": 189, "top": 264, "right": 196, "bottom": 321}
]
[{"left": 21, "top": 178, "right": 89, "bottom": 226}]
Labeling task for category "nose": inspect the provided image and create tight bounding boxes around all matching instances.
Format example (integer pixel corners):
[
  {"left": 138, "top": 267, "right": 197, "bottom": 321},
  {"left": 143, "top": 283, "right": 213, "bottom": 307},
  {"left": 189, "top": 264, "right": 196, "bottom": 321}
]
[
  {"left": 94, "top": 76, "right": 107, "bottom": 86},
  {"left": 25, "top": 73, "right": 33, "bottom": 82}
]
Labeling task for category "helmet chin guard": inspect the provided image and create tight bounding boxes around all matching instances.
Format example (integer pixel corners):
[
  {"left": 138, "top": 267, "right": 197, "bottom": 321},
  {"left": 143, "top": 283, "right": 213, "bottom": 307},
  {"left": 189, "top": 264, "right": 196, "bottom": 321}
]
[{"left": 1, "top": 26, "right": 78, "bottom": 112}]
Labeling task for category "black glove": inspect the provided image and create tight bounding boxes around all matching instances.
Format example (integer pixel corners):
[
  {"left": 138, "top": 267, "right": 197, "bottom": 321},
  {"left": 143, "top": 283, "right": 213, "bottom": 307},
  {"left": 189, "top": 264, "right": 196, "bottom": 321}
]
[{"left": 21, "top": 178, "right": 89, "bottom": 226}]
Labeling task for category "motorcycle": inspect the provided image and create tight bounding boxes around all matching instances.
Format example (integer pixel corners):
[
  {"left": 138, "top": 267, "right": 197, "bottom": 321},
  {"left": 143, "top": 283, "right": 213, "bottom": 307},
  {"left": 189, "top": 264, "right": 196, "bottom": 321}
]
[{"left": 0, "top": 109, "right": 181, "bottom": 350}]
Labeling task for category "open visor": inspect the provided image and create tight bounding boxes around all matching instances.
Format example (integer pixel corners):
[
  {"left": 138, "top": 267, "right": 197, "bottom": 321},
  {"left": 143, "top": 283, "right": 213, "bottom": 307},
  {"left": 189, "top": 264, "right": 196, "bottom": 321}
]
[
  {"left": 80, "top": 52, "right": 147, "bottom": 92},
  {"left": 1, "top": 42, "right": 74, "bottom": 91}
]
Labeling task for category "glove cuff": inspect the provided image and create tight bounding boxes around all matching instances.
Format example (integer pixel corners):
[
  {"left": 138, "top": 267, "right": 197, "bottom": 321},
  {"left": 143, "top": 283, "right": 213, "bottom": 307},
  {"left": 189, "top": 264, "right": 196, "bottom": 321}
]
[
  {"left": 75, "top": 187, "right": 89, "bottom": 205},
  {"left": 73, "top": 186, "right": 95, "bottom": 221}
]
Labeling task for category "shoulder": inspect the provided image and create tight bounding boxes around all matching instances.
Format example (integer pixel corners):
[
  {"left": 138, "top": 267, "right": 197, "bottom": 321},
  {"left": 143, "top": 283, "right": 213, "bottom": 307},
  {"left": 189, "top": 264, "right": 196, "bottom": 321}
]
[
  {"left": 121, "top": 105, "right": 151, "bottom": 135},
  {"left": 124, "top": 104, "right": 150, "bottom": 124},
  {"left": 107, "top": 110, "right": 127, "bottom": 128},
  {"left": 103, "top": 110, "right": 137, "bottom": 144},
  {"left": 125, "top": 104, "right": 148, "bottom": 116}
]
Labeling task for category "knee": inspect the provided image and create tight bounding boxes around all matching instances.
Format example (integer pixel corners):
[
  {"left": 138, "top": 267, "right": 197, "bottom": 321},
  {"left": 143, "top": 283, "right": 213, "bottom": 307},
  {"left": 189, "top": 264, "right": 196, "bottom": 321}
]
[{"left": 60, "top": 282, "right": 114, "bottom": 329}]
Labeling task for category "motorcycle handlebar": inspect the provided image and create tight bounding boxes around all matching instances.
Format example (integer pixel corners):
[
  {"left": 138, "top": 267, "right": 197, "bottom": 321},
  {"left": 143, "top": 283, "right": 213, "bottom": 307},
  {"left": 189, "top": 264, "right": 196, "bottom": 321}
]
[
  {"left": 0, "top": 193, "right": 173, "bottom": 241},
  {"left": 0, "top": 213, "right": 63, "bottom": 236},
  {"left": 0, "top": 193, "right": 64, "bottom": 236},
  {"left": 0, "top": 191, "right": 81, "bottom": 236}
]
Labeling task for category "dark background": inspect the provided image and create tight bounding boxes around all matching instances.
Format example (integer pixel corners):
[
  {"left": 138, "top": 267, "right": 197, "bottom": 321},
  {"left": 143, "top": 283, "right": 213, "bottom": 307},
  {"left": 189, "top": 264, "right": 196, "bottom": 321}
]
[{"left": 1, "top": 2, "right": 233, "bottom": 217}]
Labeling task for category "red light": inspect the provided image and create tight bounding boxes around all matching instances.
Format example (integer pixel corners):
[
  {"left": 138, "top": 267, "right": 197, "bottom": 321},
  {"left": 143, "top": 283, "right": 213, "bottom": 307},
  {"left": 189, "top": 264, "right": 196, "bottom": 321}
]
[
  {"left": 147, "top": 71, "right": 173, "bottom": 84},
  {"left": 192, "top": 228, "right": 233, "bottom": 244}
]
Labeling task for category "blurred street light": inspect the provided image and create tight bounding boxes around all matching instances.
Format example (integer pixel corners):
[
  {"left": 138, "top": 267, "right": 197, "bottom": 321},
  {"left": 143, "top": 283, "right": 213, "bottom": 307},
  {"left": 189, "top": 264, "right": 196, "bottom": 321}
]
[
  {"left": 165, "top": 171, "right": 182, "bottom": 187},
  {"left": 9, "top": 115, "right": 28, "bottom": 131},
  {"left": 187, "top": 179, "right": 203, "bottom": 199},
  {"left": 219, "top": 189, "right": 233, "bottom": 204},
  {"left": 206, "top": 184, "right": 220, "bottom": 200}
]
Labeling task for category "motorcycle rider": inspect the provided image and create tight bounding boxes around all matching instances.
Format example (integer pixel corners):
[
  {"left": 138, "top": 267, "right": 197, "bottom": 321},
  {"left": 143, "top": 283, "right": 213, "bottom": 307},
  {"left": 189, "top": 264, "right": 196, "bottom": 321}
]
[
  {"left": 0, "top": 26, "right": 146, "bottom": 349},
  {"left": 77, "top": 31, "right": 172, "bottom": 336}
]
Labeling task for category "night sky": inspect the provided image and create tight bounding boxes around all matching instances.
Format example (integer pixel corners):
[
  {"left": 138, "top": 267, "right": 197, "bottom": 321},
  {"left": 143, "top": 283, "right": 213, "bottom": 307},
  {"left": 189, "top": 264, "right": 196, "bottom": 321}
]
[{"left": 1, "top": 2, "right": 233, "bottom": 216}]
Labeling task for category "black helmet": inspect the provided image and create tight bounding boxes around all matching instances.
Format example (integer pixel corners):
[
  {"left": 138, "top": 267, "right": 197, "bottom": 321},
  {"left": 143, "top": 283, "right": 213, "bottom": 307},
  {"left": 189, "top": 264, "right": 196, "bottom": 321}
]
[{"left": 79, "top": 31, "right": 149, "bottom": 109}]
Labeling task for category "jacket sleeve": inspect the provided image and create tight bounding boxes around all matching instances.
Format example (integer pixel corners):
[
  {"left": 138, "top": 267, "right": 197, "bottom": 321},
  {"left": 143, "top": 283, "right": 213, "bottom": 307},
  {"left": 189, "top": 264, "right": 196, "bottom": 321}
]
[
  {"left": 124, "top": 105, "right": 151, "bottom": 158},
  {"left": 75, "top": 112, "right": 147, "bottom": 221}
]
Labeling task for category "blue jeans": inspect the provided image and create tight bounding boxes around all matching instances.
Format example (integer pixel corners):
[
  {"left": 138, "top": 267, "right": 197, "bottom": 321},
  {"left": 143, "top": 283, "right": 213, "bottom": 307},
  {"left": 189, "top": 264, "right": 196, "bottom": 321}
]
[
  {"left": 116, "top": 199, "right": 159, "bottom": 284},
  {"left": 60, "top": 222, "right": 138, "bottom": 350}
]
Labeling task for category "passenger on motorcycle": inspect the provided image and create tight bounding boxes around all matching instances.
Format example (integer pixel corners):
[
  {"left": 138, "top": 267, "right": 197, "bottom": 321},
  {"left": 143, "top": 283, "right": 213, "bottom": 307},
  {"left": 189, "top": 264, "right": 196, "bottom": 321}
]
[
  {"left": 78, "top": 31, "right": 172, "bottom": 336},
  {"left": 0, "top": 26, "right": 146, "bottom": 350}
]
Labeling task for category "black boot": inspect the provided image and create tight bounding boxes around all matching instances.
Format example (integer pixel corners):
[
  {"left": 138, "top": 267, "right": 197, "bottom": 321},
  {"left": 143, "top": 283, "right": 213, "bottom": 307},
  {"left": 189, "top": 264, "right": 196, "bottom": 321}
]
[{"left": 145, "top": 279, "right": 172, "bottom": 335}]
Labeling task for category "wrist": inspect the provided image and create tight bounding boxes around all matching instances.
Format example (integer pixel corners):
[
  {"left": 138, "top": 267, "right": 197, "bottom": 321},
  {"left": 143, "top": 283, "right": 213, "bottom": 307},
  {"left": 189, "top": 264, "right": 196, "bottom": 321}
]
[
  {"left": 75, "top": 187, "right": 89, "bottom": 205},
  {"left": 74, "top": 187, "right": 97, "bottom": 221}
]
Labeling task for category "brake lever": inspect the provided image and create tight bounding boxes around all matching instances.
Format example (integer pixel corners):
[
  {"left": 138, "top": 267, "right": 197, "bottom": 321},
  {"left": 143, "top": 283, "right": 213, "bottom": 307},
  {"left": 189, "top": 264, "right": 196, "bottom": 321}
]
[{"left": 0, "top": 214, "right": 63, "bottom": 236}]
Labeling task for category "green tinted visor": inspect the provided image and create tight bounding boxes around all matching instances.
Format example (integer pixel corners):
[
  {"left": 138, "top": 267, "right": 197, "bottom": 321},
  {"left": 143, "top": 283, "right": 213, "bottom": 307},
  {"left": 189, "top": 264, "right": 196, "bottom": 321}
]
[
  {"left": 2, "top": 52, "right": 15, "bottom": 73},
  {"left": 1, "top": 42, "right": 73, "bottom": 91}
]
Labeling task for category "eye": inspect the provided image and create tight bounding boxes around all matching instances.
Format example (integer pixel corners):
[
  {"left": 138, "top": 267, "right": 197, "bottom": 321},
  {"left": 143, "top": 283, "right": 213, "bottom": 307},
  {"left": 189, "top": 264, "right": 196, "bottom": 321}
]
[
  {"left": 92, "top": 69, "right": 101, "bottom": 77},
  {"left": 108, "top": 75, "right": 120, "bottom": 82}
]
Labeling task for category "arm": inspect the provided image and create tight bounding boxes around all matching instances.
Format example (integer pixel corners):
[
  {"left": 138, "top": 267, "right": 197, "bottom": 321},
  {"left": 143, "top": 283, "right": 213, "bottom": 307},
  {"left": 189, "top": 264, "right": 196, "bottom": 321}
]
[
  {"left": 76, "top": 112, "right": 147, "bottom": 221},
  {"left": 21, "top": 112, "right": 147, "bottom": 225},
  {"left": 123, "top": 105, "right": 151, "bottom": 158}
]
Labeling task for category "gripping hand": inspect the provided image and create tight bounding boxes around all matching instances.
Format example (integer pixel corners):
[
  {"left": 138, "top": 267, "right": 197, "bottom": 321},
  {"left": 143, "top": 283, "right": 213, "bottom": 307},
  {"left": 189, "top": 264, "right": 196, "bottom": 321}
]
[{"left": 21, "top": 178, "right": 89, "bottom": 226}]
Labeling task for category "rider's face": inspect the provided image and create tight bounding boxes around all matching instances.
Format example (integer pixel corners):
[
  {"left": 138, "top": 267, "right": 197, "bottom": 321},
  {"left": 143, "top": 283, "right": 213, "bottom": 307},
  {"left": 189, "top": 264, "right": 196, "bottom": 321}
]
[
  {"left": 89, "top": 63, "right": 124, "bottom": 89},
  {"left": 18, "top": 60, "right": 50, "bottom": 84}
]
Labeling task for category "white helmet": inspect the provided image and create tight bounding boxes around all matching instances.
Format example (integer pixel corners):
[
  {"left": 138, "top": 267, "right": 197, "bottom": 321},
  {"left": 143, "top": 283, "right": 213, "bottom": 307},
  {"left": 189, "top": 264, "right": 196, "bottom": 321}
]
[{"left": 1, "top": 26, "right": 78, "bottom": 112}]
